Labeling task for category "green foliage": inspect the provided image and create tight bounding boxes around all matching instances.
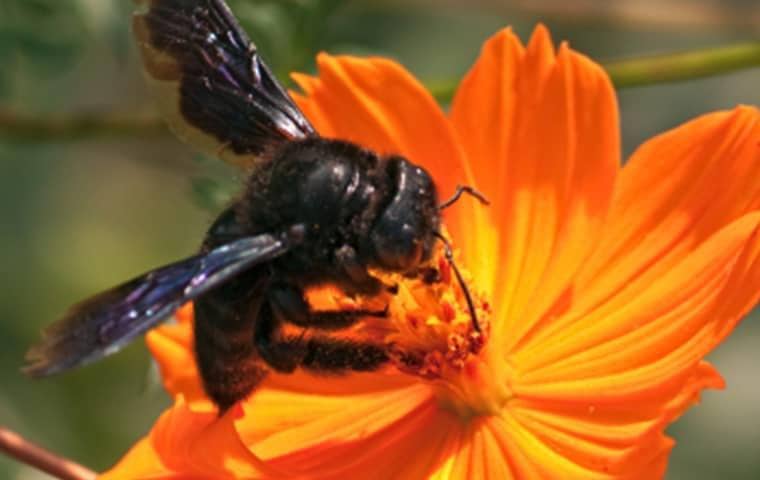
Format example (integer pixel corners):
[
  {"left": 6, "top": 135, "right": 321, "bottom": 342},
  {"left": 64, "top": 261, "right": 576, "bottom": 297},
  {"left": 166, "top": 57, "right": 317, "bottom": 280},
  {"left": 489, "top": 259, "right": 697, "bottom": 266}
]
[
  {"left": 0, "top": 0, "right": 346, "bottom": 100},
  {"left": 0, "top": 0, "right": 87, "bottom": 96},
  {"left": 189, "top": 155, "right": 238, "bottom": 212},
  {"left": 228, "top": 0, "right": 346, "bottom": 78}
]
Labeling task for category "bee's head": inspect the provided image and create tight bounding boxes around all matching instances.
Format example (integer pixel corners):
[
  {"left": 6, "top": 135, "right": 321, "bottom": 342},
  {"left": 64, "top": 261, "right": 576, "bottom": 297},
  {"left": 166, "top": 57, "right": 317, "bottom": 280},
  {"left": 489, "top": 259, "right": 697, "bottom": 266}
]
[
  {"left": 367, "top": 157, "right": 440, "bottom": 272},
  {"left": 367, "top": 159, "right": 490, "bottom": 333}
]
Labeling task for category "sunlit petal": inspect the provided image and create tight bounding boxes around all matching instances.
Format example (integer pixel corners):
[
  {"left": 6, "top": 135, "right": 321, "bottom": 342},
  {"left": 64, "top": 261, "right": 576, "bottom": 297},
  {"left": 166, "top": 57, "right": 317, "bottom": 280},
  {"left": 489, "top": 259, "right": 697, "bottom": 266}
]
[
  {"left": 450, "top": 26, "right": 620, "bottom": 350},
  {"left": 575, "top": 106, "right": 760, "bottom": 307},
  {"left": 146, "top": 305, "right": 206, "bottom": 404},
  {"left": 241, "top": 386, "right": 461, "bottom": 479},
  {"left": 514, "top": 212, "right": 760, "bottom": 391},
  {"left": 102, "top": 397, "right": 280, "bottom": 479}
]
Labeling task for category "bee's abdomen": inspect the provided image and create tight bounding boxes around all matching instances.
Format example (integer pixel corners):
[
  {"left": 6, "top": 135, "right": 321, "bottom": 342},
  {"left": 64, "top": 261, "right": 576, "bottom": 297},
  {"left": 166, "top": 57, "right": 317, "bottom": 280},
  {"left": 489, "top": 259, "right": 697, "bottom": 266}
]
[{"left": 193, "top": 271, "right": 268, "bottom": 413}]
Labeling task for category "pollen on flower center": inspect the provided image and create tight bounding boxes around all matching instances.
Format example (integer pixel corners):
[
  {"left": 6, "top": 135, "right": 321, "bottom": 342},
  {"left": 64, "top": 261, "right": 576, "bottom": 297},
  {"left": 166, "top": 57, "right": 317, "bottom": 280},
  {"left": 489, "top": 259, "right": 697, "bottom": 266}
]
[
  {"left": 356, "top": 243, "right": 513, "bottom": 418},
  {"left": 382, "top": 254, "right": 488, "bottom": 376}
]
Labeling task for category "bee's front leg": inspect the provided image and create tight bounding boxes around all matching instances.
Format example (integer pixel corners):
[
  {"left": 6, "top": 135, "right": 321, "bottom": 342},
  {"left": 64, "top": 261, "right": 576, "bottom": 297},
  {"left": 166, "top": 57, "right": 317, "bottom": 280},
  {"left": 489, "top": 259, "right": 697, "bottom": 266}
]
[
  {"left": 268, "top": 283, "right": 387, "bottom": 331},
  {"left": 334, "top": 245, "right": 397, "bottom": 295},
  {"left": 253, "top": 300, "right": 388, "bottom": 375}
]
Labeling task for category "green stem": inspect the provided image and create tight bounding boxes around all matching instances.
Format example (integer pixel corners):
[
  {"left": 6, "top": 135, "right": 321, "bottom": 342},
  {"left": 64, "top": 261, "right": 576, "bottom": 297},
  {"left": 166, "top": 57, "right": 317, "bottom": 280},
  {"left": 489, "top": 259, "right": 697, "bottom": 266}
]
[
  {"left": 1, "top": 42, "right": 758, "bottom": 141},
  {"left": 430, "top": 42, "right": 760, "bottom": 101},
  {"left": 606, "top": 42, "right": 760, "bottom": 88}
]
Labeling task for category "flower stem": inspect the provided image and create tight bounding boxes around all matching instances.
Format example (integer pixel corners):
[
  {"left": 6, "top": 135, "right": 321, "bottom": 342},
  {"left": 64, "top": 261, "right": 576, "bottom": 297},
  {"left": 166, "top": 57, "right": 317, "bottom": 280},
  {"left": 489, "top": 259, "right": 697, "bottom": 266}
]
[
  {"left": 0, "top": 426, "right": 97, "bottom": 480},
  {"left": 0, "top": 109, "right": 166, "bottom": 141},
  {"left": 0, "top": 42, "right": 758, "bottom": 141},
  {"left": 606, "top": 42, "right": 760, "bottom": 88},
  {"left": 429, "top": 41, "right": 760, "bottom": 101}
]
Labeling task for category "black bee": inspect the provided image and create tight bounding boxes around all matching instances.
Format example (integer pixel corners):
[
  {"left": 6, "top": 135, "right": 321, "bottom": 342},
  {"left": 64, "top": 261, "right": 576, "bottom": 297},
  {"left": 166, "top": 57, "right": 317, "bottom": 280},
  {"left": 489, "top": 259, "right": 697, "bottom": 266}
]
[{"left": 24, "top": 0, "right": 485, "bottom": 412}]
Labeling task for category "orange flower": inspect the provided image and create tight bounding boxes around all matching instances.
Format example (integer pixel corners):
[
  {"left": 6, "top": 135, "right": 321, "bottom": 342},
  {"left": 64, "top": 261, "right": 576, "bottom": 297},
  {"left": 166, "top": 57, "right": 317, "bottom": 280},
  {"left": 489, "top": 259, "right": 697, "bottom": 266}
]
[{"left": 102, "top": 26, "right": 760, "bottom": 479}]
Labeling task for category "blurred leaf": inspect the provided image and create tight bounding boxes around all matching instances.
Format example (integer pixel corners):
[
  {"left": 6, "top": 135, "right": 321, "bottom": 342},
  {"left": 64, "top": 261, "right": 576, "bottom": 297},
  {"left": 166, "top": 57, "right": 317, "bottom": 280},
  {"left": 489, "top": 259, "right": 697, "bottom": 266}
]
[
  {"left": 189, "top": 155, "right": 238, "bottom": 212},
  {"left": 190, "top": 176, "right": 236, "bottom": 212},
  {"left": 232, "top": 0, "right": 295, "bottom": 72},
  {"left": 287, "top": 0, "right": 345, "bottom": 73},
  {"left": 101, "top": 0, "right": 137, "bottom": 65},
  {"left": 228, "top": 0, "right": 347, "bottom": 80},
  {"left": 0, "top": 0, "right": 89, "bottom": 98}
]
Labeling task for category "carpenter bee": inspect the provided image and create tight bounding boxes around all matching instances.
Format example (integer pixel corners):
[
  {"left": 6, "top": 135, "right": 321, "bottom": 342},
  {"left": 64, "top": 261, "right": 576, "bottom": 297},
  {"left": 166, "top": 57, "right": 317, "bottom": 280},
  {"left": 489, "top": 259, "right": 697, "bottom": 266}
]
[{"left": 24, "top": 0, "right": 486, "bottom": 412}]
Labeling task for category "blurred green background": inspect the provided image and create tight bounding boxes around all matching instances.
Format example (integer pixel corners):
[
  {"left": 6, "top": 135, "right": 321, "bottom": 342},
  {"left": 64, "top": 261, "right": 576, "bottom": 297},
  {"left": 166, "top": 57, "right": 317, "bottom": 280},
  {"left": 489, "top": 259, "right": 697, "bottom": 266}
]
[{"left": 1, "top": 0, "right": 758, "bottom": 478}]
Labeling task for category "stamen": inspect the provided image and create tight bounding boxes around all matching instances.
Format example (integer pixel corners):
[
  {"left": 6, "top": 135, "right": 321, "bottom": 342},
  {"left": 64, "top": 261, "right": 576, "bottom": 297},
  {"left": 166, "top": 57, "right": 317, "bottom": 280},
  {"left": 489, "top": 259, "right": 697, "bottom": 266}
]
[
  {"left": 434, "top": 231, "right": 481, "bottom": 332},
  {"left": 347, "top": 239, "right": 507, "bottom": 417},
  {"left": 363, "top": 239, "right": 490, "bottom": 379}
]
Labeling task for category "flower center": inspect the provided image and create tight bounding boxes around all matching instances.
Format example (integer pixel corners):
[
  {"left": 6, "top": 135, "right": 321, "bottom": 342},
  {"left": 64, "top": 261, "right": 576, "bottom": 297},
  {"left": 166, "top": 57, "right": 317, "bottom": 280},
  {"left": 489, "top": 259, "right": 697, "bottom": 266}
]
[{"left": 360, "top": 243, "right": 513, "bottom": 418}]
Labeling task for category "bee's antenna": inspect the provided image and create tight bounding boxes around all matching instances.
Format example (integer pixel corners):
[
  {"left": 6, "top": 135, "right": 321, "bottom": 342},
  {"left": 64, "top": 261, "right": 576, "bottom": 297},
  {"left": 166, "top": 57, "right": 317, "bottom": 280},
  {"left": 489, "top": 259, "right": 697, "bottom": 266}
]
[
  {"left": 438, "top": 185, "right": 489, "bottom": 210},
  {"left": 434, "top": 184, "right": 488, "bottom": 332},
  {"left": 433, "top": 231, "right": 481, "bottom": 333}
]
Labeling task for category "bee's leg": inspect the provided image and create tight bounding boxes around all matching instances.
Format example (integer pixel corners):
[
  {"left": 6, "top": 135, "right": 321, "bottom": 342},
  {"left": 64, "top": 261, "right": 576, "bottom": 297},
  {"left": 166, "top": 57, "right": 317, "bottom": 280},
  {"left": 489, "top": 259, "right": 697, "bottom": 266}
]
[
  {"left": 269, "top": 283, "right": 386, "bottom": 331},
  {"left": 254, "top": 311, "right": 388, "bottom": 374},
  {"left": 194, "top": 270, "right": 269, "bottom": 414},
  {"left": 291, "top": 335, "right": 388, "bottom": 373},
  {"left": 335, "top": 245, "right": 397, "bottom": 295},
  {"left": 253, "top": 300, "right": 304, "bottom": 373}
]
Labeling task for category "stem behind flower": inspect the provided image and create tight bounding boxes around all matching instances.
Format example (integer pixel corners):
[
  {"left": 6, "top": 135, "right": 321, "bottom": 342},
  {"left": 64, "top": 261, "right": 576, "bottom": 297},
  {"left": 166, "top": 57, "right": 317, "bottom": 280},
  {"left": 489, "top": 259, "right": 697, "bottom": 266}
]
[{"left": 0, "top": 427, "right": 96, "bottom": 480}]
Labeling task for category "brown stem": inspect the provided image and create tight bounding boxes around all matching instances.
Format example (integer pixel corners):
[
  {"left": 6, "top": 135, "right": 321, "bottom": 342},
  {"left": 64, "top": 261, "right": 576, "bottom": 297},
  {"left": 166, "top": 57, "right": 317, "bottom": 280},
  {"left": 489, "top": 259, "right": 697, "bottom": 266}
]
[
  {"left": 429, "top": 0, "right": 760, "bottom": 30},
  {"left": 2, "top": 42, "right": 759, "bottom": 141},
  {"left": 0, "top": 109, "right": 167, "bottom": 142},
  {"left": 0, "top": 427, "right": 97, "bottom": 480}
]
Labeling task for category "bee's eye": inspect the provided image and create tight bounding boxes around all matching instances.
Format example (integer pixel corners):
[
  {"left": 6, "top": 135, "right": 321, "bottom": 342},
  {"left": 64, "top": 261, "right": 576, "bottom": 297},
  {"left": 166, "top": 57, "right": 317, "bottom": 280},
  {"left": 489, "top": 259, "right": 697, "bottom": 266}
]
[
  {"left": 371, "top": 221, "right": 425, "bottom": 271},
  {"left": 368, "top": 157, "right": 439, "bottom": 271}
]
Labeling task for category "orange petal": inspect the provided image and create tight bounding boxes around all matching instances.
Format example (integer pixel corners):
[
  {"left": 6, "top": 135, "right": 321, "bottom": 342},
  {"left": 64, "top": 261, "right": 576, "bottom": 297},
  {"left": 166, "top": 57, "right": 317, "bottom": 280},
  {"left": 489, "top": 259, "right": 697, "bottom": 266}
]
[
  {"left": 491, "top": 412, "right": 620, "bottom": 479},
  {"left": 290, "top": 54, "right": 480, "bottom": 265},
  {"left": 100, "top": 436, "right": 172, "bottom": 480},
  {"left": 493, "top": 410, "right": 673, "bottom": 479},
  {"left": 499, "top": 362, "right": 720, "bottom": 478},
  {"left": 236, "top": 384, "right": 461, "bottom": 479},
  {"left": 450, "top": 26, "right": 620, "bottom": 350},
  {"left": 264, "top": 369, "right": 414, "bottom": 396},
  {"left": 102, "top": 396, "right": 280, "bottom": 479},
  {"left": 426, "top": 419, "right": 519, "bottom": 480},
  {"left": 146, "top": 320, "right": 207, "bottom": 405},
  {"left": 571, "top": 105, "right": 760, "bottom": 321},
  {"left": 513, "top": 212, "right": 760, "bottom": 399}
]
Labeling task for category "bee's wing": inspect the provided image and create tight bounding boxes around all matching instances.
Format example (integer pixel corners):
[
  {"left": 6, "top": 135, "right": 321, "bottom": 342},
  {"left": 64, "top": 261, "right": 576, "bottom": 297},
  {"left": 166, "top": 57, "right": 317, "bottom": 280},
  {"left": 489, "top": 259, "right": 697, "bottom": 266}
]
[
  {"left": 24, "top": 232, "right": 298, "bottom": 377},
  {"left": 133, "top": 0, "right": 316, "bottom": 168}
]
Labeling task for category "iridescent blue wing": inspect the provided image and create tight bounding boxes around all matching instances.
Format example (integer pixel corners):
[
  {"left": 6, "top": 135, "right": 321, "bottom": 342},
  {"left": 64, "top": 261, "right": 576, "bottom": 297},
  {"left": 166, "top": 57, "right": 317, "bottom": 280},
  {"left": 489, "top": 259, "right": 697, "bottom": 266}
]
[
  {"left": 133, "top": 0, "right": 316, "bottom": 168},
  {"left": 24, "top": 232, "right": 299, "bottom": 376}
]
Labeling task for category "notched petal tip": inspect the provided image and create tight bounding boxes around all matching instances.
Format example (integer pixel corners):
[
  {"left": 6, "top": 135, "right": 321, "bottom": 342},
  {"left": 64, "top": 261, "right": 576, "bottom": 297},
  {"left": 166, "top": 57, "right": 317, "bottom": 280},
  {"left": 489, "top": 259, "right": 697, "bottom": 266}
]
[
  {"left": 290, "top": 71, "right": 318, "bottom": 96},
  {"left": 526, "top": 23, "right": 556, "bottom": 61},
  {"left": 481, "top": 25, "right": 518, "bottom": 48},
  {"left": 452, "top": 21, "right": 620, "bottom": 351},
  {"left": 731, "top": 103, "right": 760, "bottom": 118},
  {"left": 529, "top": 23, "right": 553, "bottom": 47}
]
